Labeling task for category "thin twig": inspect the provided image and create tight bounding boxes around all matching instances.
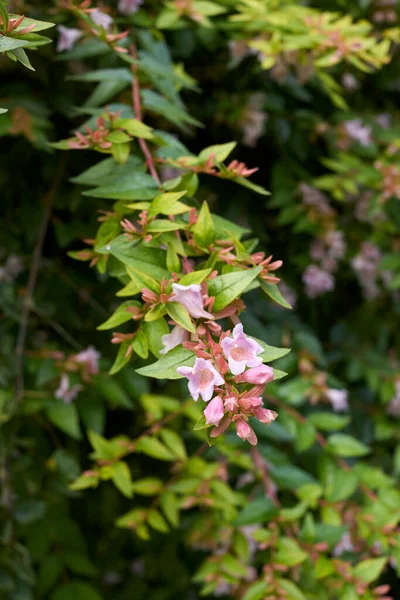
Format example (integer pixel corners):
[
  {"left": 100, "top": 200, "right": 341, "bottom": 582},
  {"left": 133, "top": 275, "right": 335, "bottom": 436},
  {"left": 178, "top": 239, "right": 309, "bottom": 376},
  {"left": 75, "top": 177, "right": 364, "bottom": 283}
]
[
  {"left": 251, "top": 447, "right": 281, "bottom": 507},
  {"left": 14, "top": 157, "right": 66, "bottom": 406},
  {"left": 130, "top": 46, "right": 161, "bottom": 187},
  {"left": 31, "top": 305, "right": 83, "bottom": 351}
]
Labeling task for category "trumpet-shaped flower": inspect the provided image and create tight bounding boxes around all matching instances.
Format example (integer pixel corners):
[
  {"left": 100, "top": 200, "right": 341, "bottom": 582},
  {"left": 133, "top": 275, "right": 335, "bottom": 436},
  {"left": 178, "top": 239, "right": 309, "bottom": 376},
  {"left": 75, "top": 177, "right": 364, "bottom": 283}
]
[
  {"left": 235, "top": 364, "right": 274, "bottom": 385},
  {"left": 90, "top": 9, "right": 113, "bottom": 30},
  {"left": 57, "top": 25, "right": 82, "bottom": 52},
  {"left": 204, "top": 396, "right": 225, "bottom": 425},
  {"left": 160, "top": 325, "right": 189, "bottom": 355},
  {"left": 177, "top": 358, "right": 224, "bottom": 402},
  {"left": 221, "top": 323, "right": 263, "bottom": 375},
  {"left": 118, "top": 0, "right": 143, "bottom": 15},
  {"left": 170, "top": 283, "right": 213, "bottom": 319}
]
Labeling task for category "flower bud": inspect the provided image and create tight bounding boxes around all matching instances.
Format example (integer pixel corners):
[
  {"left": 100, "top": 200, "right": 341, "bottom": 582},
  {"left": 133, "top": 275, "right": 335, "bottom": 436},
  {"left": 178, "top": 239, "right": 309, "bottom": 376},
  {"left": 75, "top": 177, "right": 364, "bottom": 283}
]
[
  {"left": 235, "top": 364, "right": 274, "bottom": 385},
  {"left": 204, "top": 396, "right": 225, "bottom": 426}
]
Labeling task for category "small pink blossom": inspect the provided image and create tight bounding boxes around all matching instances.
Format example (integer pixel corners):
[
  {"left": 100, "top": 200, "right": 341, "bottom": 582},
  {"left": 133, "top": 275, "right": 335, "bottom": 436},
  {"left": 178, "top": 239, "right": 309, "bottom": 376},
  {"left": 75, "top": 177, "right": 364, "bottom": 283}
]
[
  {"left": 302, "top": 265, "right": 335, "bottom": 298},
  {"left": 235, "top": 364, "right": 274, "bottom": 385},
  {"left": 74, "top": 346, "right": 100, "bottom": 375},
  {"left": 204, "top": 396, "right": 225, "bottom": 425},
  {"left": 344, "top": 119, "right": 372, "bottom": 147},
  {"left": 56, "top": 25, "right": 83, "bottom": 52},
  {"left": 118, "top": 0, "right": 143, "bottom": 15},
  {"left": 326, "top": 388, "right": 348, "bottom": 412},
  {"left": 253, "top": 407, "right": 278, "bottom": 424},
  {"left": 235, "top": 419, "right": 257, "bottom": 445},
  {"left": 177, "top": 358, "right": 224, "bottom": 402},
  {"left": 224, "top": 395, "right": 238, "bottom": 412},
  {"left": 90, "top": 9, "right": 113, "bottom": 30},
  {"left": 160, "top": 325, "right": 189, "bottom": 355},
  {"left": 221, "top": 323, "right": 263, "bottom": 375},
  {"left": 333, "top": 532, "right": 354, "bottom": 557},
  {"left": 55, "top": 374, "right": 82, "bottom": 404},
  {"left": 170, "top": 283, "right": 213, "bottom": 319}
]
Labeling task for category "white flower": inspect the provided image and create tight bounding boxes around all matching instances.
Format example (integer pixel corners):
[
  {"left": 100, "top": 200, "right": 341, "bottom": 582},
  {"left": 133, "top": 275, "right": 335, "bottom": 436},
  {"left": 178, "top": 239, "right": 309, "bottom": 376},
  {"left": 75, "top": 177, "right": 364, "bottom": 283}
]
[
  {"left": 326, "top": 388, "right": 348, "bottom": 412},
  {"left": 56, "top": 25, "right": 82, "bottom": 52},
  {"left": 160, "top": 326, "right": 189, "bottom": 355},
  {"left": 90, "top": 9, "right": 113, "bottom": 30}
]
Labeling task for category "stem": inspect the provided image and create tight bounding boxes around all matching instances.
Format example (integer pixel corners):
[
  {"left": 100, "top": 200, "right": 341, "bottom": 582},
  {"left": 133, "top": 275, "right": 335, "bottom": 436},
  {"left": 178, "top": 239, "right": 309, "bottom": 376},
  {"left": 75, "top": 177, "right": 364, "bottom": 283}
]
[
  {"left": 130, "top": 46, "right": 161, "bottom": 187},
  {"left": 14, "top": 157, "right": 67, "bottom": 409},
  {"left": 251, "top": 447, "right": 281, "bottom": 506}
]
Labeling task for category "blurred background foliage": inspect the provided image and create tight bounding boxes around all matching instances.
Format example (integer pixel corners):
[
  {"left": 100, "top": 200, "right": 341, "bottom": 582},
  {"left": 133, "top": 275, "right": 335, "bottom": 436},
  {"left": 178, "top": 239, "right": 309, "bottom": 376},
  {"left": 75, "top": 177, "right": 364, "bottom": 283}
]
[{"left": 1, "top": 0, "right": 400, "bottom": 599}]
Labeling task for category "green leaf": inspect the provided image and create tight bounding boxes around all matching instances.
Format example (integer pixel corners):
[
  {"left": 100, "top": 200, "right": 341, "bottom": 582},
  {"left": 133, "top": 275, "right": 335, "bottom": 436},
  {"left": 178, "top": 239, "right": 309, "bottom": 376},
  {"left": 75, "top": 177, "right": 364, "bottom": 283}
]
[
  {"left": 37, "top": 555, "right": 63, "bottom": 596},
  {"left": 309, "top": 412, "right": 350, "bottom": 431},
  {"left": 142, "top": 318, "right": 170, "bottom": 357},
  {"left": 15, "top": 499, "right": 46, "bottom": 525},
  {"left": 160, "top": 428, "right": 187, "bottom": 460},
  {"left": 276, "top": 579, "right": 307, "bottom": 600},
  {"left": 242, "top": 581, "right": 269, "bottom": 600},
  {"left": 147, "top": 509, "right": 169, "bottom": 533},
  {"left": 109, "top": 341, "right": 132, "bottom": 375},
  {"left": 126, "top": 265, "right": 161, "bottom": 294},
  {"left": 275, "top": 538, "right": 308, "bottom": 567},
  {"left": 9, "top": 46, "right": 34, "bottom": 70},
  {"left": 149, "top": 191, "right": 189, "bottom": 217},
  {"left": 50, "top": 581, "right": 103, "bottom": 600},
  {"left": 136, "top": 346, "right": 195, "bottom": 379},
  {"left": 82, "top": 172, "right": 158, "bottom": 201},
  {"left": 326, "top": 434, "right": 370, "bottom": 457},
  {"left": 99, "top": 236, "right": 170, "bottom": 281},
  {"left": 199, "top": 142, "right": 236, "bottom": 162},
  {"left": 178, "top": 269, "right": 211, "bottom": 286},
  {"left": 147, "top": 219, "right": 187, "bottom": 233},
  {"left": 97, "top": 300, "right": 139, "bottom": 330},
  {"left": 208, "top": 267, "right": 262, "bottom": 312},
  {"left": 69, "top": 473, "right": 99, "bottom": 491},
  {"left": 10, "top": 14, "right": 55, "bottom": 33},
  {"left": 132, "top": 329, "right": 149, "bottom": 359},
  {"left": 252, "top": 338, "right": 290, "bottom": 363},
  {"left": 114, "top": 117, "right": 154, "bottom": 139},
  {"left": 353, "top": 557, "right": 387, "bottom": 583},
  {"left": 192, "top": 201, "right": 215, "bottom": 248},
  {"left": 46, "top": 402, "right": 81, "bottom": 440},
  {"left": 111, "top": 461, "right": 134, "bottom": 498},
  {"left": 132, "top": 477, "right": 164, "bottom": 495},
  {"left": 234, "top": 498, "right": 278, "bottom": 526},
  {"left": 166, "top": 302, "right": 196, "bottom": 333},
  {"left": 0, "top": 37, "right": 28, "bottom": 53},
  {"left": 135, "top": 436, "right": 175, "bottom": 461},
  {"left": 160, "top": 492, "right": 180, "bottom": 527},
  {"left": 259, "top": 280, "right": 292, "bottom": 309}
]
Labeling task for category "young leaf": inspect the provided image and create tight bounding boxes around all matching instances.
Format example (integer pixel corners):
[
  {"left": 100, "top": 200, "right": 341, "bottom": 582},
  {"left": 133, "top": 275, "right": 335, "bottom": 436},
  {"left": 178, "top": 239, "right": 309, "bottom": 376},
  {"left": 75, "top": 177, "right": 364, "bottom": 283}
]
[
  {"left": 166, "top": 302, "right": 196, "bottom": 333},
  {"left": 192, "top": 201, "right": 215, "bottom": 248},
  {"left": 259, "top": 280, "right": 292, "bottom": 309},
  {"left": 135, "top": 346, "right": 195, "bottom": 379},
  {"left": 208, "top": 267, "right": 262, "bottom": 312},
  {"left": 135, "top": 436, "right": 175, "bottom": 461}
]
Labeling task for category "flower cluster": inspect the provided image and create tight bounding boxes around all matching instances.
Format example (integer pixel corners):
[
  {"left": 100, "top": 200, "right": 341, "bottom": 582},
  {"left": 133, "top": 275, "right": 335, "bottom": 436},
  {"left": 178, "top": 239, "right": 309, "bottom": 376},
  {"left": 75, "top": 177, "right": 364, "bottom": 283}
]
[
  {"left": 304, "top": 230, "right": 347, "bottom": 298},
  {"left": 351, "top": 242, "right": 383, "bottom": 299},
  {"left": 55, "top": 346, "right": 100, "bottom": 403},
  {"left": 164, "top": 284, "right": 279, "bottom": 445}
]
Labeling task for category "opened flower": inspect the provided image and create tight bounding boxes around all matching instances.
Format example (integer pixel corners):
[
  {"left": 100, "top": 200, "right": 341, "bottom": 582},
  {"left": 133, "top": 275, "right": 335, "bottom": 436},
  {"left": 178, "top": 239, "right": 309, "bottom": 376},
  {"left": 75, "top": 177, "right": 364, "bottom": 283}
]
[
  {"left": 204, "top": 396, "right": 225, "bottom": 425},
  {"left": 57, "top": 25, "right": 82, "bottom": 52},
  {"left": 221, "top": 323, "right": 263, "bottom": 375},
  {"left": 160, "top": 325, "right": 189, "bottom": 355},
  {"left": 170, "top": 283, "right": 213, "bottom": 319},
  {"left": 177, "top": 358, "right": 224, "bottom": 402},
  {"left": 118, "top": 0, "right": 144, "bottom": 15},
  {"left": 90, "top": 9, "right": 113, "bottom": 30}
]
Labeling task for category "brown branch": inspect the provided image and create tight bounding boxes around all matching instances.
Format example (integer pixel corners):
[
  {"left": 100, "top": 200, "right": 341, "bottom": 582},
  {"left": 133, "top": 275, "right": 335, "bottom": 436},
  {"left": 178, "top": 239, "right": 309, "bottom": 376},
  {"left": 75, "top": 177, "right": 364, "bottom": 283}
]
[
  {"left": 14, "top": 157, "right": 67, "bottom": 408},
  {"left": 130, "top": 46, "right": 161, "bottom": 187},
  {"left": 251, "top": 447, "right": 281, "bottom": 507},
  {"left": 265, "top": 394, "right": 378, "bottom": 502}
]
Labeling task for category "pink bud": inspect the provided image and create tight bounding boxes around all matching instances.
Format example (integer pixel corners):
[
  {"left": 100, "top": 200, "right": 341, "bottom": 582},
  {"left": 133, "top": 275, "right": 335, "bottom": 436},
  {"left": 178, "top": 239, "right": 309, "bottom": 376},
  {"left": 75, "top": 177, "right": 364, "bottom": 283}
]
[
  {"left": 204, "top": 396, "right": 225, "bottom": 426},
  {"left": 236, "top": 419, "right": 258, "bottom": 445},
  {"left": 224, "top": 395, "right": 238, "bottom": 412},
  {"left": 235, "top": 364, "right": 274, "bottom": 385},
  {"left": 253, "top": 408, "right": 278, "bottom": 424}
]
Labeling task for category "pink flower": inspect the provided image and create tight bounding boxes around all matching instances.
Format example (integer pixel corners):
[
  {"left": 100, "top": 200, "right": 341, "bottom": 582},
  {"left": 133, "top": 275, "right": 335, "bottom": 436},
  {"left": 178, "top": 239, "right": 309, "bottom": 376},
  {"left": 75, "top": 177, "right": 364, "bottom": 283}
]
[
  {"left": 326, "top": 388, "right": 348, "bottom": 412},
  {"left": 302, "top": 265, "right": 335, "bottom": 299},
  {"left": 344, "top": 119, "right": 372, "bottom": 147},
  {"left": 177, "top": 358, "right": 224, "bottom": 402},
  {"left": 235, "top": 419, "right": 257, "bottom": 445},
  {"left": 160, "top": 325, "right": 189, "bottom": 355},
  {"left": 204, "top": 396, "right": 225, "bottom": 425},
  {"left": 224, "top": 395, "right": 239, "bottom": 412},
  {"left": 221, "top": 323, "right": 263, "bottom": 375},
  {"left": 118, "top": 0, "right": 143, "bottom": 15},
  {"left": 55, "top": 374, "right": 82, "bottom": 404},
  {"left": 90, "top": 9, "right": 113, "bottom": 30},
  {"left": 56, "top": 25, "right": 83, "bottom": 52},
  {"left": 253, "top": 407, "right": 278, "bottom": 424},
  {"left": 235, "top": 364, "right": 274, "bottom": 385},
  {"left": 170, "top": 283, "right": 213, "bottom": 319},
  {"left": 74, "top": 346, "right": 100, "bottom": 375}
]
